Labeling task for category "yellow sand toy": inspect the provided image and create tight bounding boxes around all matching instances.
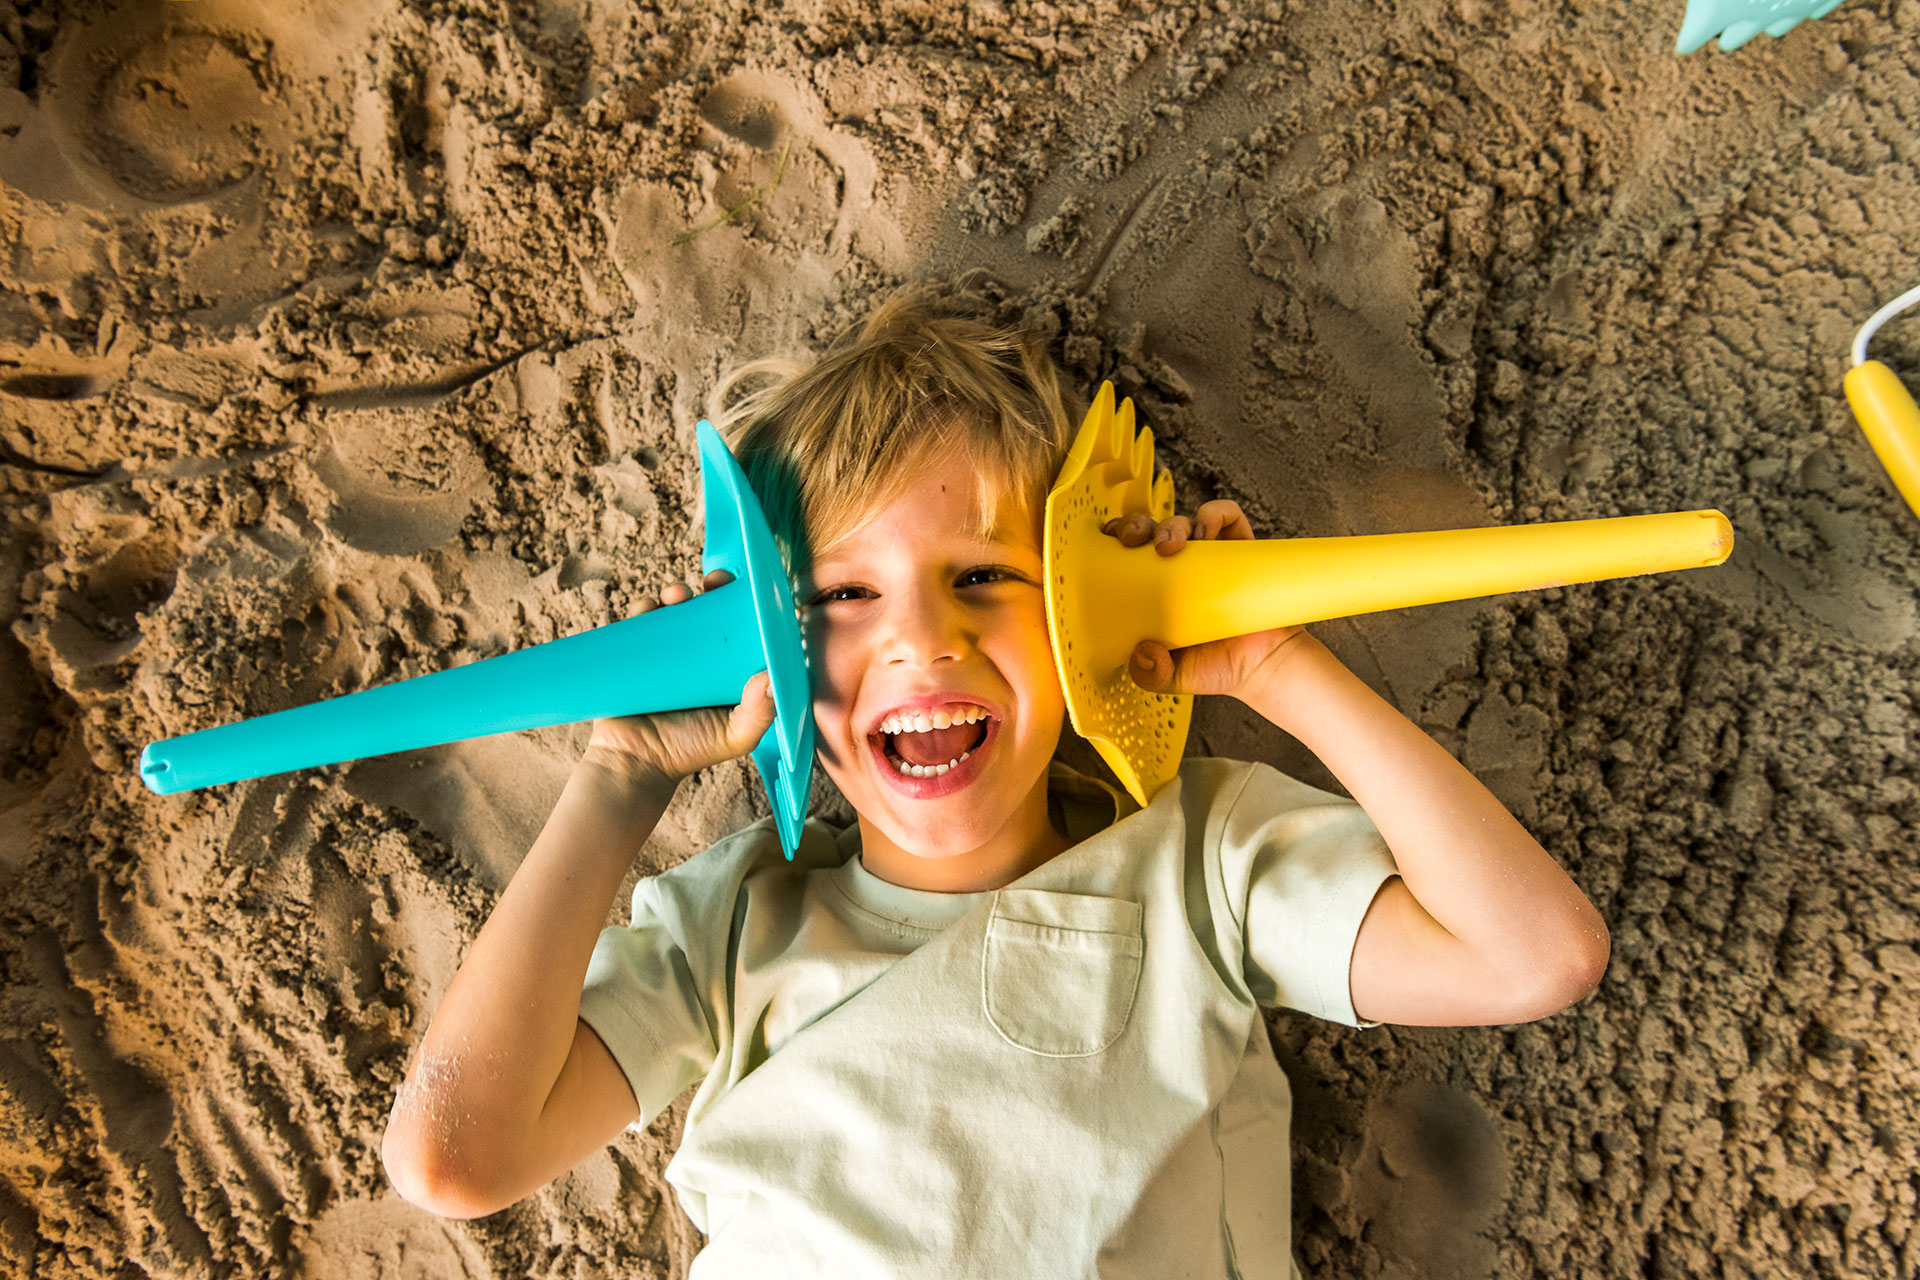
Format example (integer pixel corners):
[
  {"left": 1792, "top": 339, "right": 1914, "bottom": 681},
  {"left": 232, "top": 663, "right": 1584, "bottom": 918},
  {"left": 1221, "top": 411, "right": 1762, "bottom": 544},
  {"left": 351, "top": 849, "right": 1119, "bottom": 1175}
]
[
  {"left": 1043, "top": 383, "right": 1736, "bottom": 807},
  {"left": 1843, "top": 284, "right": 1920, "bottom": 525}
]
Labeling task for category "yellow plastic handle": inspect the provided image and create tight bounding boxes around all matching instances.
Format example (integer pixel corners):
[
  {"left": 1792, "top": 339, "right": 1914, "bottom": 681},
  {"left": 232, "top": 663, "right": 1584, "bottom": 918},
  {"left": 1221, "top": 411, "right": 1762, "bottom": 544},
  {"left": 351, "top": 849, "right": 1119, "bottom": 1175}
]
[
  {"left": 1068, "top": 511, "right": 1734, "bottom": 667},
  {"left": 1844, "top": 360, "right": 1920, "bottom": 522}
]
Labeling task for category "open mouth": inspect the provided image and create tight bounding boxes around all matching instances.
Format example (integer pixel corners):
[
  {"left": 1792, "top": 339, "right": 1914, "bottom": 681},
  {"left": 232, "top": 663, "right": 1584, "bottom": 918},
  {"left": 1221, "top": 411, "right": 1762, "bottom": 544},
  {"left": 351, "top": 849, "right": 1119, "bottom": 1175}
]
[{"left": 876, "top": 718, "right": 992, "bottom": 779}]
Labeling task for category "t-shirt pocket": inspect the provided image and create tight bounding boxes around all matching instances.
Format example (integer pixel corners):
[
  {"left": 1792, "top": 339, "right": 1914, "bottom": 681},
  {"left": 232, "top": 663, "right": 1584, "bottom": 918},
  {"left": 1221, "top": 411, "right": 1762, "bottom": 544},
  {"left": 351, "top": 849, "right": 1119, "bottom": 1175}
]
[{"left": 983, "top": 889, "right": 1144, "bottom": 1057}]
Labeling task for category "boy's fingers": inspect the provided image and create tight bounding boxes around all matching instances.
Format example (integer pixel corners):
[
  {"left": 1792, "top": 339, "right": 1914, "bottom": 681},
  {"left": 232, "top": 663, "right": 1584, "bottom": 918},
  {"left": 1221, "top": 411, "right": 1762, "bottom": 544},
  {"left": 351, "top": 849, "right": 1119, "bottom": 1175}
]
[
  {"left": 1131, "top": 642, "right": 1166, "bottom": 688},
  {"left": 733, "top": 672, "right": 777, "bottom": 744},
  {"left": 1155, "top": 515, "right": 1192, "bottom": 550},
  {"left": 1197, "top": 499, "right": 1252, "bottom": 539}
]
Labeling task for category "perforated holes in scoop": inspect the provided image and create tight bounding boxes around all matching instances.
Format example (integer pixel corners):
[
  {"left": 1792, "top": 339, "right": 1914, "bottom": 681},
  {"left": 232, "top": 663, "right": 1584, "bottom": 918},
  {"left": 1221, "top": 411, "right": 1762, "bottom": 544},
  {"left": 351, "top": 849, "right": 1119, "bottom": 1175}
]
[{"left": 1049, "top": 430, "right": 1188, "bottom": 800}]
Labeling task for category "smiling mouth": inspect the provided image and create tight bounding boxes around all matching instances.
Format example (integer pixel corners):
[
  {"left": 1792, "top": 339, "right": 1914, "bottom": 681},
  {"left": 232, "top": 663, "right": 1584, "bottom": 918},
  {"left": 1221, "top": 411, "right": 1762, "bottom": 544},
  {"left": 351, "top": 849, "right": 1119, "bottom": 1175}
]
[{"left": 874, "top": 719, "right": 992, "bottom": 776}]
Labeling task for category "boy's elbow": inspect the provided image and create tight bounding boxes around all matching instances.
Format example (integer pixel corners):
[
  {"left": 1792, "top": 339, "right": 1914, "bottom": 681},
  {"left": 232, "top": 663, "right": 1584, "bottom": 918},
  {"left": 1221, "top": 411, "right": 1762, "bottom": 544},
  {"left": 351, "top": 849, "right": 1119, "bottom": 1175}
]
[
  {"left": 382, "top": 1118, "right": 508, "bottom": 1220},
  {"left": 1565, "top": 906, "right": 1612, "bottom": 1002},
  {"left": 1517, "top": 915, "right": 1611, "bottom": 1021}
]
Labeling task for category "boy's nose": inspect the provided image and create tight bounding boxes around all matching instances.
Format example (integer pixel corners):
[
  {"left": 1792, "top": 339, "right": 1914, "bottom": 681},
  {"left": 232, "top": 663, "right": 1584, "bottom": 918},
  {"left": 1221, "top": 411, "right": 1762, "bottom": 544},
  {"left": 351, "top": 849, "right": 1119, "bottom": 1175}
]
[{"left": 878, "top": 590, "right": 971, "bottom": 665}]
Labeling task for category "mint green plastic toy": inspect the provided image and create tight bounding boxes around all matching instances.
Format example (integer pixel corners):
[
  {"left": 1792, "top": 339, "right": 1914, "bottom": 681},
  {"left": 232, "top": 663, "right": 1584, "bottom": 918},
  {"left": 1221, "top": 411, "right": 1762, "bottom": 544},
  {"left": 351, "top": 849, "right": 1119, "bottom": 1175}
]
[
  {"left": 138, "top": 421, "right": 816, "bottom": 857},
  {"left": 1676, "top": 0, "right": 1848, "bottom": 52}
]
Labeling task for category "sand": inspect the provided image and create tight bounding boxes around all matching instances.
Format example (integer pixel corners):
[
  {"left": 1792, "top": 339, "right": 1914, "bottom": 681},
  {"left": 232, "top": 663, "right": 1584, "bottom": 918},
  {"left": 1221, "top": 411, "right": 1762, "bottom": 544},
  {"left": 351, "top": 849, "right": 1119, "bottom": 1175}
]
[{"left": 2, "top": 0, "right": 1917, "bottom": 1275}]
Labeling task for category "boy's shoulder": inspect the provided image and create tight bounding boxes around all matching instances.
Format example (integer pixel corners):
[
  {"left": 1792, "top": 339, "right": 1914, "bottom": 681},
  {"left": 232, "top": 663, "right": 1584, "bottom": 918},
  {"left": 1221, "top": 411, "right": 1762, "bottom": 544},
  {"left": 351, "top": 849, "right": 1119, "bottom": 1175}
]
[
  {"left": 1055, "top": 753, "right": 1263, "bottom": 815},
  {"left": 1173, "top": 754, "right": 1265, "bottom": 791},
  {"left": 637, "top": 809, "right": 849, "bottom": 928},
  {"left": 1044, "top": 754, "right": 1313, "bottom": 852},
  {"left": 659, "top": 810, "right": 846, "bottom": 882},
  {"left": 1186, "top": 754, "right": 1346, "bottom": 811},
  {"left": 1165, "top": 754, "right": 1312, "bottom": 821}
]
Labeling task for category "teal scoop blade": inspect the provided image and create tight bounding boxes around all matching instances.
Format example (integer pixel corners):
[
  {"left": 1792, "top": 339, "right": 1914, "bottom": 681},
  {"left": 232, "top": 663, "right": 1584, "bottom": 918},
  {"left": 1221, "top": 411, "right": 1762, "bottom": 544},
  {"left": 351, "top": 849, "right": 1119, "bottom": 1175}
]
[{"left": 138, "top": 421, "right": 816, "bottom": 857}]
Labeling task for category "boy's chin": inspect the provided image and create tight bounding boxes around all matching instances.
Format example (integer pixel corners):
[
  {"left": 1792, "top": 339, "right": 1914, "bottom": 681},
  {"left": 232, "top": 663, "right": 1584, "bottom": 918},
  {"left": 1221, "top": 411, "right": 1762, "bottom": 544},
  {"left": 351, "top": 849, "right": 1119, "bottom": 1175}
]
[
  {"left": 839, "top": 784, "right": 1019, "bottom": 861},
  {"left": 860, "top": 802, "right": 1002, "bottom": 852}
]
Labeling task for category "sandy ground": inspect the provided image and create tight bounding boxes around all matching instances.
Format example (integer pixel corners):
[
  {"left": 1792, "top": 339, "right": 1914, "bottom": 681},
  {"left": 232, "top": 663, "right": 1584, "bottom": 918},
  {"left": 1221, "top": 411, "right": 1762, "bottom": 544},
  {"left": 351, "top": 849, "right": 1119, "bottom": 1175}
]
[{"left": 1, "top": 0, "right": 1917, "bottom": 1276}]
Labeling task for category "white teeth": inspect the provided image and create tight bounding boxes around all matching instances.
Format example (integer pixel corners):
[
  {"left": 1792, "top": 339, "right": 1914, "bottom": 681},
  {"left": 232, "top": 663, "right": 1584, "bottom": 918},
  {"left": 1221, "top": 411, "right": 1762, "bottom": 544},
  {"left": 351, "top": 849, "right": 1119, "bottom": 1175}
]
[
  {"left": 890, "top": 748, "right": 972, "bottom": 778},
  {"left": 877, "top": 705, "right": 988, "bottom": 736}
]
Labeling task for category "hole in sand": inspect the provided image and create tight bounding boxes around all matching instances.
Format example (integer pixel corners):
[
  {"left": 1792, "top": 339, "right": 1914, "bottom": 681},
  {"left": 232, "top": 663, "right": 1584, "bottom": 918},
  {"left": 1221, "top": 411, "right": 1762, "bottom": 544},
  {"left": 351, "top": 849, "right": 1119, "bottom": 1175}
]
[{"left": 2, "top": 372, "right": 107, "bottom": 401}]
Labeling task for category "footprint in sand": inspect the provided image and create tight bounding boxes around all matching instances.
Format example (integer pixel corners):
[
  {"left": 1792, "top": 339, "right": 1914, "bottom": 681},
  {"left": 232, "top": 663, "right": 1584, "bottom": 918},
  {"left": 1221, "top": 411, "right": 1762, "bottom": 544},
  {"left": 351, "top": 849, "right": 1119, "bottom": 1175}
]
[
  {"left": 11, "top": 489, "right": 181, "bottom": 712},
  {"left": 1351, "top": 1079, "right": 1508, "bottom": 1279},
  {"left": 3, "top": 12, "right": 284, "bottom": 210},
  {"left": 690, "top": 71, "right": 840, "bottom": 241},
  {"left": 83, "top": 29, "right": 276, "bottom": 203},
  {"left": 1250, "top": 186, "right": 1450, "bottom": 470},
  {"left": 607, "top": 70, "right": 892, "bottom": 308},
  {"left": 297, "top": 1195, "right": 491, "bottom": 1280},
  {"left": 309, "top": 408, "right": 491, "bottom": 558}
]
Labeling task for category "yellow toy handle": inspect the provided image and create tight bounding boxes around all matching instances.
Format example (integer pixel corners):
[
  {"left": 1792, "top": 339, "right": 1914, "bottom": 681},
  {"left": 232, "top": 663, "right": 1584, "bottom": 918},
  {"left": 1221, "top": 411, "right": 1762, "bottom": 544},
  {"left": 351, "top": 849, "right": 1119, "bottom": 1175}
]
[
  {"left": 1072, "top": 510, "right": 1733, "bottom": 673},
  {"left": 1844, "top": 360, "right": 1920, "bottom": 522}
]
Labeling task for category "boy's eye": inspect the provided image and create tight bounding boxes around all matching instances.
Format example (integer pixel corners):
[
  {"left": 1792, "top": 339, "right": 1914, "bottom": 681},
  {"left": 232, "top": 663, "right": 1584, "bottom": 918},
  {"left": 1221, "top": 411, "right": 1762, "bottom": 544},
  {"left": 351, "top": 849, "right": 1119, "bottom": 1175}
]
[{"left": 807, "top": 566, "right": 1020, "bottom": 606}]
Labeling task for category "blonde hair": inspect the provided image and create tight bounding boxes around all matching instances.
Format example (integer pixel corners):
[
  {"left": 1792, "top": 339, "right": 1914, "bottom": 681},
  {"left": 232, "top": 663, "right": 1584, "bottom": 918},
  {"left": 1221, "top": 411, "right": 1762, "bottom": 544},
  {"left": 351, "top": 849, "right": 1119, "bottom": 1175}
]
[{"left": 710, "top": 280, "right": 1084, "bottom": 591}]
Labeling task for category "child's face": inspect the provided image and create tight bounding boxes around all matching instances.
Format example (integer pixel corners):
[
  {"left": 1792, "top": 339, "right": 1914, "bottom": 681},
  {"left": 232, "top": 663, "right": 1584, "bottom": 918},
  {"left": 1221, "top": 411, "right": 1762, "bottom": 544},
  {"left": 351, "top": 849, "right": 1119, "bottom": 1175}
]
[{"left": 800, "top": 447, "right": 1067, "bottom": 869}]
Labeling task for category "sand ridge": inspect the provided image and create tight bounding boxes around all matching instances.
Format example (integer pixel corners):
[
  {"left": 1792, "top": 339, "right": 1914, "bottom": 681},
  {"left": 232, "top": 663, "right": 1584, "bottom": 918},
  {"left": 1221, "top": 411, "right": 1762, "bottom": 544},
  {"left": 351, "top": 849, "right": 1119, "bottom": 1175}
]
[{"left": 1, "top": 0, "right": 1917, "bottom": 1276}]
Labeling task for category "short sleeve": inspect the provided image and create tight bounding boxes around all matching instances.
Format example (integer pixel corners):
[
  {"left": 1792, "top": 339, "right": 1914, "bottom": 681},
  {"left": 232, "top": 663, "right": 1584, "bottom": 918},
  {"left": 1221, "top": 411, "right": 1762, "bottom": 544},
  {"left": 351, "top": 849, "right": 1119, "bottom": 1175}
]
[
  {"left": 1216, "top": 761, "right": 1400, "bottom": 1028},
  {"left": 579, "top": 876, "right": 719, "bottom": 1129}
]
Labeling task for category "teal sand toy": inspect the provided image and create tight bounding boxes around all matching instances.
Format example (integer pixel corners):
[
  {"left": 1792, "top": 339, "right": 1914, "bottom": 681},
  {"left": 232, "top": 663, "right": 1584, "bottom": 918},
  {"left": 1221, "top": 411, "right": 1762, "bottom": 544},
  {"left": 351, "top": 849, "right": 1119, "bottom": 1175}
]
[
  {"left": 137, "top": 421, "right": 816, "bottom": 857},
  {"left": 1676, "top": 0, "right": 1849, "bottom": 52}
]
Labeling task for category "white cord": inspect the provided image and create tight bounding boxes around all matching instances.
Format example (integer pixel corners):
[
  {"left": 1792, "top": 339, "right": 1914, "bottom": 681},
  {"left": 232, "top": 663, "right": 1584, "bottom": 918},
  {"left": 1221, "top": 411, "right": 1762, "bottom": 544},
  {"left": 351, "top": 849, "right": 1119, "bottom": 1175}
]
[{"left": 1853, "top": 282, "right": 1920, "bottom": 367}]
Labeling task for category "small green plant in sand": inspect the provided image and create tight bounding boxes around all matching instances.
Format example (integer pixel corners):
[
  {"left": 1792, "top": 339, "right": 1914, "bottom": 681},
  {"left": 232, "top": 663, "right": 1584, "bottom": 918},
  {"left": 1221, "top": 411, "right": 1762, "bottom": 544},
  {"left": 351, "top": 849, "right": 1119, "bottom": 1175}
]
[
  {"left": 609, "top": 140, "right": 793, "bottom": 286},
  {"left": 673, "top": 140, "right": 792, "bottom": 247}
]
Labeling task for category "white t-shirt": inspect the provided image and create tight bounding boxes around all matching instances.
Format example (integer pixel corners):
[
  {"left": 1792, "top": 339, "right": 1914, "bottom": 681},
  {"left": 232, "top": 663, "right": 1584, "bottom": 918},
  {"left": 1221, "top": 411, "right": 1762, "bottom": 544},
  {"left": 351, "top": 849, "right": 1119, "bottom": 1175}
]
[{"left": 580, "top": 756, "right": 1399, "bottom": 1279}]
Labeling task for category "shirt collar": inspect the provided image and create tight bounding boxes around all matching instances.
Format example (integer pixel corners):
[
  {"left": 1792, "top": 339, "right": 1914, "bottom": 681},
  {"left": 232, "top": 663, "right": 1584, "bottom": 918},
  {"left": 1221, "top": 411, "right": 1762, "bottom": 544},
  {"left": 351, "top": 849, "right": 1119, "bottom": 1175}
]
[{"left": 825, "top": 759, "right": 1130, "bottom": 927}]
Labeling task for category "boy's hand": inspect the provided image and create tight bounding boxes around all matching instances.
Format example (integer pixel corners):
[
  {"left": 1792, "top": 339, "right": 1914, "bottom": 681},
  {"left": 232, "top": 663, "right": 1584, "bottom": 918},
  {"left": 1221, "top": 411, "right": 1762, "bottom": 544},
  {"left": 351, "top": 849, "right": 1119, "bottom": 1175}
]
[
  {"left": 1102, "top": 500, "right": 1310, "bottom": 700},
  {"left": 583, "top": 569, "right": 776, "bottom": 788}
]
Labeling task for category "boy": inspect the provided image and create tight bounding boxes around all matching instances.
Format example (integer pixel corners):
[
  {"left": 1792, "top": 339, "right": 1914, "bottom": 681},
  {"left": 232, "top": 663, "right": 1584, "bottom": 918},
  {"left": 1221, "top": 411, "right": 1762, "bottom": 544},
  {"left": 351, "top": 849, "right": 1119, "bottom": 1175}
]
[{"left": 381, "top": 284, "right": 1609, "bottom": 1277}]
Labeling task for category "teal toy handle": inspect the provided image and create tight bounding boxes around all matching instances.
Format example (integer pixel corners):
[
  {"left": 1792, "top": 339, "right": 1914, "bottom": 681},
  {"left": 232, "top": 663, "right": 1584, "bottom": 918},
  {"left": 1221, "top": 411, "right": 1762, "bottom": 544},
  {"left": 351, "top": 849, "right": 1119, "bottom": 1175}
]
[
  {"left": 137, "top": 585, "right": 757, "bottom": 786},
  {"left": 1675, "top": 0, "right": 1849, "bottom": 52},
  {"left": 138, "top": 421, "right": 817, "bottom": 856}
]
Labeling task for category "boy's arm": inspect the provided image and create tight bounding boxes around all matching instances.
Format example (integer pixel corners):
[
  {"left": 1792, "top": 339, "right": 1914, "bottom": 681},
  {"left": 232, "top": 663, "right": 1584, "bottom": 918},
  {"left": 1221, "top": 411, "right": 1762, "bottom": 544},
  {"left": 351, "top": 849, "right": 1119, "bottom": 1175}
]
[
  {"left": 381, "top": 752, "right": 675, "bottom": 1217},
  {"left": 1112, "top": 501, "right": 1606, "bottom": 1028},
  {"left": 1238, "top": 633, "right": 1610, "bottom": 1026}
]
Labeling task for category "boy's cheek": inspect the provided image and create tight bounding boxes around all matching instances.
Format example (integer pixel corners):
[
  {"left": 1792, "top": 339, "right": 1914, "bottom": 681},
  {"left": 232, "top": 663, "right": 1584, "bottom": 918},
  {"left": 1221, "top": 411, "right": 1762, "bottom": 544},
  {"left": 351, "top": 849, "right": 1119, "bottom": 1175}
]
[{"left": 799, "top": 620, "right": 837, "bottom": 689}]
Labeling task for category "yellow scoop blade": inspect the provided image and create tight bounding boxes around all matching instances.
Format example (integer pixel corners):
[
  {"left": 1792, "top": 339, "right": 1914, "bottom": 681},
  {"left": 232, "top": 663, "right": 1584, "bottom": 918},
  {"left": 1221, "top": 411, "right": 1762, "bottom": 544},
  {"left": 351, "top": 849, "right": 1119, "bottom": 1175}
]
[{"left": 1043, "top": 382, "right": 1184, "bottom": 809}]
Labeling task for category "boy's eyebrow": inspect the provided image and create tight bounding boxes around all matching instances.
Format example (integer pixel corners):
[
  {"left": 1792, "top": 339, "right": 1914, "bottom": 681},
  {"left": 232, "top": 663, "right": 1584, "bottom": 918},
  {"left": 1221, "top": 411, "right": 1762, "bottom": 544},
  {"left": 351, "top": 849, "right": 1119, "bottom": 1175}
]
[{"left": 804, "top": 535, "right": 1040, "bottom": 581}]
